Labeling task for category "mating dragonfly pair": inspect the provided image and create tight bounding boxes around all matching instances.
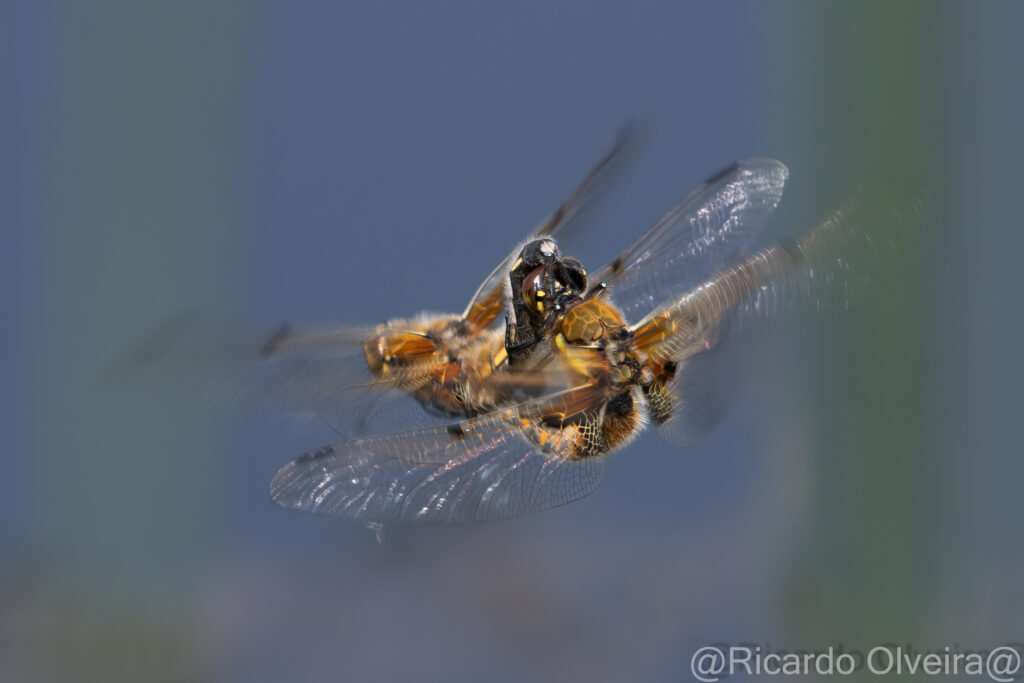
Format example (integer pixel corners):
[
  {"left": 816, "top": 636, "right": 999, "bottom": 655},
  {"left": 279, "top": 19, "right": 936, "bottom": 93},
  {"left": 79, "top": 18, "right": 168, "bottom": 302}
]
[{"left": 258, "top": 140, "right": 877, "bottom": 525}]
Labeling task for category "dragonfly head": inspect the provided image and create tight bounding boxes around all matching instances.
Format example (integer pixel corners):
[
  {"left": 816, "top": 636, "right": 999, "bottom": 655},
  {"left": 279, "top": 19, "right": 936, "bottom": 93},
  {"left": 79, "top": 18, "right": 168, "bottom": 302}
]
[
  {"left": 511, "top": 239, "right": 588, "bottom": 317},
  {"left": 506, "top": 239, "right": 589, "bottom": 362}
]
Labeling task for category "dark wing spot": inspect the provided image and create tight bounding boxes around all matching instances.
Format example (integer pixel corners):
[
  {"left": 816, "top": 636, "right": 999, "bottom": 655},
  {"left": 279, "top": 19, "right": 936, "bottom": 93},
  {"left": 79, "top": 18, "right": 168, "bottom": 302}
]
[
  {"left": 295, "top": 444, "right": 336, "bottom": 464},
  {"left": 541, "top": 413, "right": 570, "bottom": 429},
  {"left": 702, "top": 161, "right": 740, "bottom": 186},
  {"left": 446, "top": 423, "right": 466, "bottom": 439},
  {"left": 260, "top": 323, "right": 292, "bottom": 356},
  {"left": 610, "top": 256, "right": 624, "bottom": 274}
]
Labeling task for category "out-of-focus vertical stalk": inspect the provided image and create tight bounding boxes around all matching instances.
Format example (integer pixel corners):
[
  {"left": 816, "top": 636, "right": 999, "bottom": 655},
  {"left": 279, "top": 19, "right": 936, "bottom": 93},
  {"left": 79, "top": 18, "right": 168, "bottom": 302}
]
[
  {"left": 780, "top": 1, "right": 941, "bottom": 644},
  {"left": 30, "top": 4, "right": 248, "bottom": 680}
]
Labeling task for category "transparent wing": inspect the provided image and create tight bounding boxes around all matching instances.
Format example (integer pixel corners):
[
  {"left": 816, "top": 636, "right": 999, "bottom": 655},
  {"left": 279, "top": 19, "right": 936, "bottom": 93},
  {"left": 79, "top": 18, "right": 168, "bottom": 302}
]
[
  {"left": 239, "top": 338, "right": 444, "bottom": 432},
  {"left": 270, "top": 386, "right": 608, "bottom": 523},
  {"left": 630, "top": 243, "right": 794, "bottom": 364},
  {"left": 594, "top": 158, "right": 789, "bottom": 322},
  {"left": 461, "top": 128, "right": 631, "bottom": 327},
  {"left": 632, "top": 184, "right": 924, "bottom": 448},
  {"left": 736, "top": 182, "right": 925, "bottom": 323},
  {"left": 631, "top": 182, "right": 919, "bottom": 365},
  {"left": 242, "top": 323, "right": 438, "bottom": 411},
  {"left": 106, "top": 315, "right": 456, "bottom": 431}
]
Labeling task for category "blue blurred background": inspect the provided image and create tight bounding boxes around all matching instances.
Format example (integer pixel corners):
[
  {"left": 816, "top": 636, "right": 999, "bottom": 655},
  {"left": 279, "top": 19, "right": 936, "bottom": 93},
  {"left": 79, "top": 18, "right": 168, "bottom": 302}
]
[{"left": 3, "top": 2, "right": 1022, "bottom": 681}]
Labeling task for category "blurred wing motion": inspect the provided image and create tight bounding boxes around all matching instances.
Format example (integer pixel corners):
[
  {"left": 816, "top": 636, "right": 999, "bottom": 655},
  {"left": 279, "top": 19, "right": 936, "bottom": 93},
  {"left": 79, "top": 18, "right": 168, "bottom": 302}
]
[
  {"left": 270, "top": 386, "right": 608, "bottom": 523},
  {"left": 633, "top": 181, "right": 914, "bottom": 360},
  {"left": 239, "top": 323, "right": 432, "bottom": 424},
  {"left": 631, "top": 182, "right": 920, "bottom": 446},
  {"left": 593, "top": 158, "right": 789, "bottom": 321}
]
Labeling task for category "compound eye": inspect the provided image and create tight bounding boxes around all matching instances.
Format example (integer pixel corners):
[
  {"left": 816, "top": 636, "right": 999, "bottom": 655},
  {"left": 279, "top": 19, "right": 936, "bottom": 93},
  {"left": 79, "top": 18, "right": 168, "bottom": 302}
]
[
  {"left": 556, "top": 259, "right": 588, "bottom": 294},
  {"left": 521, "top": 266, "right": 548, "bottom": 313}
]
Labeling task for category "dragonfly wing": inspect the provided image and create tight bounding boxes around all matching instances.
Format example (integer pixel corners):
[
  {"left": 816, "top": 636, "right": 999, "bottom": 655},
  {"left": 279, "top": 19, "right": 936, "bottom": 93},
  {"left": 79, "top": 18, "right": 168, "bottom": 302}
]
[
  {"left": 240, "top": 352, "right": 448, "bottom": 432},
  {"left": 110, "top": 315, "right": 459, "bottom": 434},
  {"left": 105, "top": 314, "right": 395, "bottom": 414},
  {"left": 270, "top": 387, "right": 608, "bottom": 523},
  {"left": 735, "top": 182, "right": 925, "bottom": 322},
  {"left": 633, "top": 184, "right": 924, "bottom": 446},
  {"left": 631, "top": 183, "right": 919, "bottom": 364},
  {"left": 595, "top": 158, "right": 788, "bottom": 321},
  {"left": 233, "top": 323, "right": 449, "bottom": 424}
]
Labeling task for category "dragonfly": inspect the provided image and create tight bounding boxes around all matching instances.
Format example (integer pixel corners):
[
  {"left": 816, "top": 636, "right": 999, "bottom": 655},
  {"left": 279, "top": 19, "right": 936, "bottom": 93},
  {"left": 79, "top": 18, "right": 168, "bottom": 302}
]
[{"left": 260, "top": 148, "right": 885, "bottom": 525}]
